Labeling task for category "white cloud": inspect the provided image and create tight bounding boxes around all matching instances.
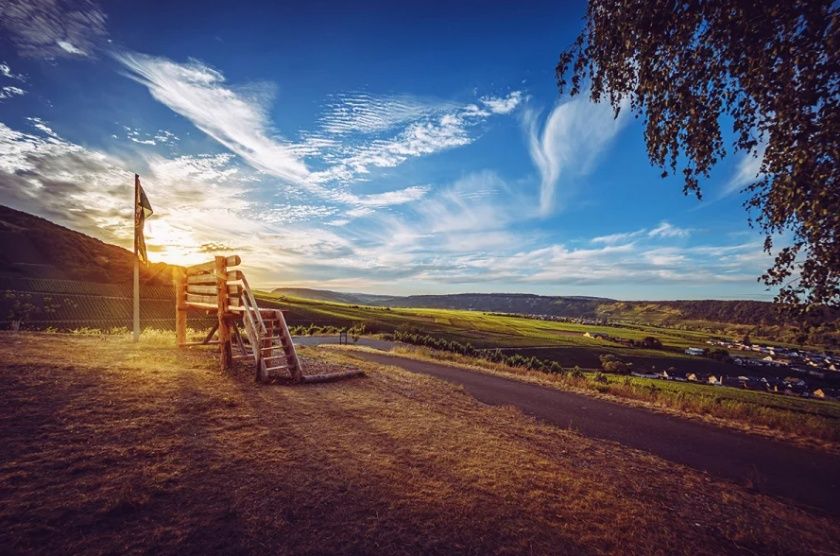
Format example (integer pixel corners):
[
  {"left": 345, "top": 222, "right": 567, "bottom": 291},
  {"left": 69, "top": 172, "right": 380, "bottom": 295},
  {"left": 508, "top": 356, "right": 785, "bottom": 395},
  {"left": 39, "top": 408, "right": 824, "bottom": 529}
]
[
  {"left": 57, "top": 40, "right": 85, "bottom": 55},
  {"left": 115, "top": 52, "right": 310, "bottom": 187},
  {"left": 310, "top": 90, "right": 524, "bottom": 184},
  {"left": 318, "top": 93, "right": 458, "bottom": 135},
  {"left": 592, "top": 221, "right": 691, "bottom": 245},
  {"left": 0, "top": 86, "right": 25, "bottom": 100},
  {"left": 721, "top": 144, "right": 766, "bottom": 197},
  {"left": 0, "top": 0, "right": 108, "bottom": 59},
  {"left": 591, "top": 229, "right": 645, "bottom": 245},
  {"left": 481, "top": 91, "right": 524, "bottom": 114},
  {"left": 648, "top": 221, "right": 691, "bottom": 239},
  {"left": 114, "top": 52, "right": 436, "bottom": 211},
  {"left": 528, "top": 97, "right": 628, "bottom": 216},
  {"left": 0, "top": 62, "right": 24, "bottom": 81},
  {"left": 353, "top": 185, "right": 429, "bottom": 207},
  {"left": 123, "top": 126, "right": 180, "bottom": 146}
]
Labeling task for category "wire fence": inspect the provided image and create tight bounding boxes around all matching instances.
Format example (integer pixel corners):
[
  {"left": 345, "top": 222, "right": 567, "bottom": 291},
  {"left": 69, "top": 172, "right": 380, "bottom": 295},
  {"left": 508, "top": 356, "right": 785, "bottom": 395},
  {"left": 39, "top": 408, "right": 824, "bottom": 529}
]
[{"left": 0, "top": 274, "right": 214, "bottom": 331}]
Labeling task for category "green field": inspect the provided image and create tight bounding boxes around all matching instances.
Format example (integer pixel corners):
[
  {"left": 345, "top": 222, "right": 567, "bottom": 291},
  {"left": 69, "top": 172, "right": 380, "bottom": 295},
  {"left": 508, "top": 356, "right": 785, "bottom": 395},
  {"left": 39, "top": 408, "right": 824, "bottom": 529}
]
[{"left": 257, "top": 291, "right": 714, "bottom": 349}]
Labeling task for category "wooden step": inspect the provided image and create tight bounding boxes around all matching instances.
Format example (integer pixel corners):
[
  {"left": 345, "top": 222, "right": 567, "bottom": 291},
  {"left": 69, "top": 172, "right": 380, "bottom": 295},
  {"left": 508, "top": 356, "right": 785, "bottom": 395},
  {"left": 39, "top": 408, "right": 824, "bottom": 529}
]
[{"left": 264, "top": 364, "right": 290, "bottom": 372}]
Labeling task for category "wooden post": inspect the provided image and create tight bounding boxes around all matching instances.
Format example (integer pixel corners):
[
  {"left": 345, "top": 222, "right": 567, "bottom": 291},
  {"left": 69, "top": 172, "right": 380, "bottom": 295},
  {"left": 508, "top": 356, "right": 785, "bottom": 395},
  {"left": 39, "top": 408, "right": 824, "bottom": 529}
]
[
  {"left": 215, "top": 256, "right": 232, "bottom": 371},
  {"left": 173, "top": 266, "right": 187, "bottom": 347}
]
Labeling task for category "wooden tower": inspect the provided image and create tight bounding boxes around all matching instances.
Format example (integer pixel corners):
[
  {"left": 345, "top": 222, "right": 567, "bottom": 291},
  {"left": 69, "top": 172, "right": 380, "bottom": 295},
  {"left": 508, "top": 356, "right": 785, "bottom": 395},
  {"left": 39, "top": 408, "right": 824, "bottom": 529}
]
[{"left": 173, "top": 255, "right": 303, "bottom": 383}]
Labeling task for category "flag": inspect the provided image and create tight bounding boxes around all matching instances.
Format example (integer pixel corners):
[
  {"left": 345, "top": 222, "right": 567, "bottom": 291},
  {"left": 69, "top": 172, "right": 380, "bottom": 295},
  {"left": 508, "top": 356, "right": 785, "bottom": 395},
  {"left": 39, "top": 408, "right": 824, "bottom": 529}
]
[{"left": 134, "top": 174, "right": 153, "bottom": 263}]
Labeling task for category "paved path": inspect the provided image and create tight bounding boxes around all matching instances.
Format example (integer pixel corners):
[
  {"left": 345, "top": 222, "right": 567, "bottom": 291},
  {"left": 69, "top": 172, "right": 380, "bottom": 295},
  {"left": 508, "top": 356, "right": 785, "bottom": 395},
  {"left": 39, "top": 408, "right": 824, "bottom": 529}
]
[{"left": 337, "top": 349, "right": 840, "bottom": 517}]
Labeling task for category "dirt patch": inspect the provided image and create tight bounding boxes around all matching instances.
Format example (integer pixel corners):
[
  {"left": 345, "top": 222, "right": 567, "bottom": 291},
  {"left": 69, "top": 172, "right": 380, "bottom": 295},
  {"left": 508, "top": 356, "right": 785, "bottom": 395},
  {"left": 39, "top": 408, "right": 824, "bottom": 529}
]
[{"left": 1, "top": 332, "right": 839, "bottom": 554}]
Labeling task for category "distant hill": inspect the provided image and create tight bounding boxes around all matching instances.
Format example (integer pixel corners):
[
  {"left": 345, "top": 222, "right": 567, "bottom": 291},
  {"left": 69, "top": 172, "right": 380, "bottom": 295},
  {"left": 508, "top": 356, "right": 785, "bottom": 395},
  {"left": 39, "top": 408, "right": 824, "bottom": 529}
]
[
  {"left": 0, "top": 204, "right": 172, "bottom": 285},
  {"left": 272, "top": 287, "right": 794, "bottom": 327},
  {"left": 269, "top": 288, "right": 398, "bottom": 306}
]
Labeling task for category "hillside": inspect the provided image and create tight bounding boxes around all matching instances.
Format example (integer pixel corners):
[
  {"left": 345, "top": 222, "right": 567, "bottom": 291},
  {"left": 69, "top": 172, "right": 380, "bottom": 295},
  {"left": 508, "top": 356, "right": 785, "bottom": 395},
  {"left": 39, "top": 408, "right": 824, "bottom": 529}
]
[
  {"left": 0, "top": 204, "right": 171, "bottom": 285},
  {"left": 0, "top": 205, "right": 194, "bottom": 329},
  {"left": 272, "top": 287, "right": 790, "bottom": 327}
]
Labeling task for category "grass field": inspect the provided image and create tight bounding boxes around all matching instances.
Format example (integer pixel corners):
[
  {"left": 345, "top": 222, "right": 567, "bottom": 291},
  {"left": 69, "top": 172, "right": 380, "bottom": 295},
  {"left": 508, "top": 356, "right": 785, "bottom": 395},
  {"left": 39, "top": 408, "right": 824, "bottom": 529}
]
[
  {"left": 256, "top": 292, "right": 825, "bottom": 380},
  {"left": 2, "top": 331, "right": 840, "bottom": 554},
  {"left": 259, "top": 291, "right": 720, "bottom": 350}
]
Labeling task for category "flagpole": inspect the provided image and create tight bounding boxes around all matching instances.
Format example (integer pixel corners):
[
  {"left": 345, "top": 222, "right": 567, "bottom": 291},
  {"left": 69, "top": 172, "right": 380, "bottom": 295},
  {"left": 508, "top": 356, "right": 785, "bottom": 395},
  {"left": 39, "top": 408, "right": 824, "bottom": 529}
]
[{"left": 133, "top": 174, "right": 140, "bottom": 343}]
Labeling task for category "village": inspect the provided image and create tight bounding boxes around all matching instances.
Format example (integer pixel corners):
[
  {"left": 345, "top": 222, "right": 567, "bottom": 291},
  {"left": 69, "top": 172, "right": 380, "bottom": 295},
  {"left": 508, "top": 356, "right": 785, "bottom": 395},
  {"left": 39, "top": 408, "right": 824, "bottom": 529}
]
[{"left": 628, "top": 340, "right": 840, "bottom": 401}]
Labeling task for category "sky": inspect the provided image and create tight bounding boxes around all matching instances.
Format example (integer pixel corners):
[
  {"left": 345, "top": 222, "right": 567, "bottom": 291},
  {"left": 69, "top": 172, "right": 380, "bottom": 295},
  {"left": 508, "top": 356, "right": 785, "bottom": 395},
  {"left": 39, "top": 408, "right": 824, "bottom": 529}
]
[{"left": 0, "top": 0, "right": 775, "bottom": 300}]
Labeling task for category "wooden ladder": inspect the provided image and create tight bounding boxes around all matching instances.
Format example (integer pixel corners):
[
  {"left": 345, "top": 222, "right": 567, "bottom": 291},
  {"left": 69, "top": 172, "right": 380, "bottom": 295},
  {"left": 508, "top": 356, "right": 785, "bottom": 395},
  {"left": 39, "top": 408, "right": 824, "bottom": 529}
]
[
  {"left": 232, "top": 273, "right": 302, "bottom": 383},
  {"left": 176, "top": 255, "right": 315, "bottom": 384}
]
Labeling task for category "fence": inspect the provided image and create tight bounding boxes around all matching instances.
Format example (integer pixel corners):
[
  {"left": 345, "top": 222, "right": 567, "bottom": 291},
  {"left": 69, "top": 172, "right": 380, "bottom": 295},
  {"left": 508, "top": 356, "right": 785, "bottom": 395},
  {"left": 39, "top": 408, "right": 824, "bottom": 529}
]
[{"left": 0, "top": 274, "right": 214, "bottom": 331}]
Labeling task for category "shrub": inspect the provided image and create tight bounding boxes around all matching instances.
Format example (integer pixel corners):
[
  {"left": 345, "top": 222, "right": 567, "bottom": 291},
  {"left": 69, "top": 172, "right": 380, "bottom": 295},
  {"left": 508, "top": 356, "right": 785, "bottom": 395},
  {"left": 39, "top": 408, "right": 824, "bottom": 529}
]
[{"left": 599, "top": 354, "right": 631, "bottom": 374}]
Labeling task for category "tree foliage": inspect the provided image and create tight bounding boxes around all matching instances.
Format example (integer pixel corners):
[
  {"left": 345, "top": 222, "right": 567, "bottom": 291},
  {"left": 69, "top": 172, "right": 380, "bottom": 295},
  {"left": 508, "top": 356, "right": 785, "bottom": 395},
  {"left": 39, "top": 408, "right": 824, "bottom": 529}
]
[{"left": 556, "top": 1, "right": 839, "bottom": 323}]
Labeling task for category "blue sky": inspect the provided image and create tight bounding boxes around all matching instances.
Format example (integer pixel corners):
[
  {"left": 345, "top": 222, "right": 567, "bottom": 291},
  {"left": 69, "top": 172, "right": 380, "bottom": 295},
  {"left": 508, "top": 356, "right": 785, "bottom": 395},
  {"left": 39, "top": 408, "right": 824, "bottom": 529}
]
[{"left": 0, "top": 0, "right": 773, "bottom": 299}]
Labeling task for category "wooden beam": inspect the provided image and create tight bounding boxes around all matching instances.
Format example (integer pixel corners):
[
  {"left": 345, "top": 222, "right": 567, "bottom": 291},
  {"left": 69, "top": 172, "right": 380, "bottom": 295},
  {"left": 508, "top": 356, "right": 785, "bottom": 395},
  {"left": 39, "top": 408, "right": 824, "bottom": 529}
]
[
  {"left": 300, "top": 370, "right": 364, "bottom": 383},
  {"left": 186, "top": 293, "right": 218, "bottom": 305},
  {"left": 187, "top": 270, "right": 244, "bottom": 284},
  {"left": 187, "top": 284, "right": 241, "bottom": 296},
  {"left": 186, "top": 293, "right": 241, "bottom": 306},
  {"left": 186, "top": 301, "right": 243, "bottom": 312},
  {"left": 202, "top": 322, "right": 219, "bottom": 345},
  {"left": 181, "top": 340, "right": 221, "bottom": 347},
  {"left": 186, "top": 255, "right": 241, "bottom": 275}
]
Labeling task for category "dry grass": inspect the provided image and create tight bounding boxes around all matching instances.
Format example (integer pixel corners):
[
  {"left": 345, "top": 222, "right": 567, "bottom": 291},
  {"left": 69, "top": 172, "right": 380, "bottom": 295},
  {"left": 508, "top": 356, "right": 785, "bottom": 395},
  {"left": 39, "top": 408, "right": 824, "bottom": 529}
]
[
  {"left": 1, "top": 331, "right": 839, "bottom": 555},
  {"left": 354, "top": 344, "right": 840, "bottom": 454}
]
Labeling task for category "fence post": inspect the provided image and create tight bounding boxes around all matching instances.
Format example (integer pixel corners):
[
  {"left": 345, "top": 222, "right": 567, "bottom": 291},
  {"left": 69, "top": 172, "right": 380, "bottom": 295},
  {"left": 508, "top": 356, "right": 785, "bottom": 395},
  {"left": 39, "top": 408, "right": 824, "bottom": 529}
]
[
  {"left": 173, "top": 266, "right": 187, "bottom": 347},
  {"left": 215, "top": 256, "right": 232, "bottom": 371}
]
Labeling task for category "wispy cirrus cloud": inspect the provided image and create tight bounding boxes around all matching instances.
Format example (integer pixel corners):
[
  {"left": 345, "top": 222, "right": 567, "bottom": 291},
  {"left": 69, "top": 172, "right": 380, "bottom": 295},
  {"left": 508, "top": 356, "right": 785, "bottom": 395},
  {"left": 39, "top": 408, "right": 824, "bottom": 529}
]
[
  {"left": 0, "top": 62, "right": 26, "bottom": 101},
  {"left": 115, "top": 52, "right": 310, "bottom": 187},
  {"left": 123, "top": 126, "right": 180, "bottom": 146},
  {"left": 0, "top": 62, "right": 25, "bottom": 81},
  {"left": 0, "top": 0, "right": 108, "bottom": 59},
  {"left": 308, "top": 90, "right": 524, "bottom": 184},
  {"left": 591, "top": 229, "right": 646, "bottom": 245},
  {"left": 592, "top": 221, "right": 691, "bottom": 245},
  {"left": 480, "top": 91, "right": 524, "bottom": 115},
  {"left": 528, "top": 96, "right": 628, "bottom": 216},
  {"left": 114, "top": 52, "right": 442, "bottom": 209},
  {"left": 317, "top": 92, "right": 459, "bottom": 135},
  {"left": 648, "top": 221, "right": 691, "bottom": 239},
  {"left": 721, "top": 144, "right": 766, "bottom": 198},
  {"left": 0, "top": 86, "right": 25, "bottom": 100}
]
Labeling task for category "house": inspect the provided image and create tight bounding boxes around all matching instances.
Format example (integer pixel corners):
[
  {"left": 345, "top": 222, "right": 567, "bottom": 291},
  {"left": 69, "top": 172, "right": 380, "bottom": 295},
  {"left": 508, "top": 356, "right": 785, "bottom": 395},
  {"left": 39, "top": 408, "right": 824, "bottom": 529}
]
[
  {"left": 813, "top": 388, "right": 840, "bottom": 400},
  {"left": 685, "top": 347, "right": 705, "bottom": 356},
  {"left": 662, "top": 369, "right": 687, "bottom": 381}
]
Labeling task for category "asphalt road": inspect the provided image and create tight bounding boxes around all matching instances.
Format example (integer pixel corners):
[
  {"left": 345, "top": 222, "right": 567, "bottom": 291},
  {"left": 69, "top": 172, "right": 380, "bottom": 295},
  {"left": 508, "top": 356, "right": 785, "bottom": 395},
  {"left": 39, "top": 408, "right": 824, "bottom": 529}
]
[{"left": 341, "top": 349, "right": 840, "bottom": 517}]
